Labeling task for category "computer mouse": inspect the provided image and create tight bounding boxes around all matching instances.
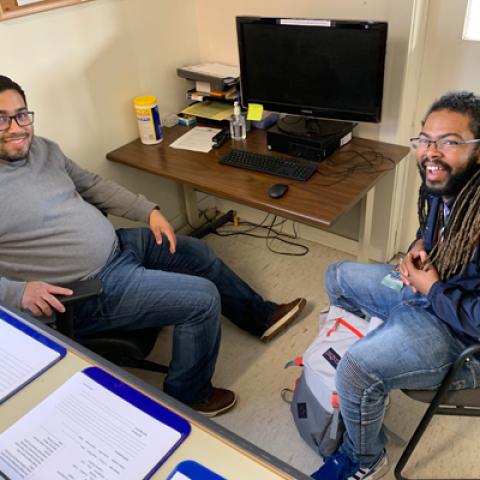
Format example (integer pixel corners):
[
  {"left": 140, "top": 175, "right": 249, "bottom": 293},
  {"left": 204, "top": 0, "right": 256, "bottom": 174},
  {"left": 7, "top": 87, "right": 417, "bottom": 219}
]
[{"left": 268, "top": 183, "right": 289, "bottom": 199}]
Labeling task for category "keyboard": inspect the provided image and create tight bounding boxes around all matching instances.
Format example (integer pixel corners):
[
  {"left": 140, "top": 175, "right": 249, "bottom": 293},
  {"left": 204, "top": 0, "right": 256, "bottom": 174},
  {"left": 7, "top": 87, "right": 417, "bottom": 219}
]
[{"left": 219, "top": 149, "right": 318, "bottom": 181}]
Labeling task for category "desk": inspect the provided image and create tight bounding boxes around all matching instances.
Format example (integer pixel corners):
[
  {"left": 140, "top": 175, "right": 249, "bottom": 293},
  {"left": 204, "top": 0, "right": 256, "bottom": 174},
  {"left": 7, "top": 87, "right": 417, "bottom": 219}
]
[
  {"left": 0, "top": 309, "right": 310, "bottom": 480},
  {"left": 107, "top": 127, "right": 410, "bottom": 261}
]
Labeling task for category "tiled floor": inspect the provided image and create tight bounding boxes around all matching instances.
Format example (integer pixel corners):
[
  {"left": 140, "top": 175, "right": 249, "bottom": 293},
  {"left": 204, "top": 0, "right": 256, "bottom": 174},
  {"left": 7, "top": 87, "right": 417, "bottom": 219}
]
[{"left": 134, "top": 232, "right": 480, "bottom": 479}]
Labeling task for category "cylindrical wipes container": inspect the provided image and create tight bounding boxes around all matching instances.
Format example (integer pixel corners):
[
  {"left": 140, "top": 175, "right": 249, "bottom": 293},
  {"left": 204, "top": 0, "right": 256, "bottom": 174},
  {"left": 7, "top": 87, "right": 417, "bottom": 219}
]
[{"left": 133, "top": 95, "right": 163, "bottom": 145}]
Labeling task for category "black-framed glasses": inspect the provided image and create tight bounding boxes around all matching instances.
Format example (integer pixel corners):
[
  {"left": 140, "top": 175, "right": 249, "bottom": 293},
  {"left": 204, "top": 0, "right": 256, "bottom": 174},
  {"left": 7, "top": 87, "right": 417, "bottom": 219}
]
[
  {"left": 0, "top": 111, "right": 34, "bottom": 131},
  {"left": 410, "top": 136, "right": 480, "bottom": 151}
]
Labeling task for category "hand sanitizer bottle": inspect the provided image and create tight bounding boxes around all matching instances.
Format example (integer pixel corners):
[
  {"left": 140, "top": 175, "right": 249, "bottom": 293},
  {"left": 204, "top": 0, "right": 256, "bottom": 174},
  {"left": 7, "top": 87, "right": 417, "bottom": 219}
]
[{"left": 230, "top": 101, "right": 247, "bottom": 140}]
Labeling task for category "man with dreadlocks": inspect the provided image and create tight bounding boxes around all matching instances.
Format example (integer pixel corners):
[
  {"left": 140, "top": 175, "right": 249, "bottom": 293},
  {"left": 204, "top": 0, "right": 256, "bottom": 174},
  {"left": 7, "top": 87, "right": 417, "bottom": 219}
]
[{"left": 312, "top": 91, "right": 480, "bottom": 480}]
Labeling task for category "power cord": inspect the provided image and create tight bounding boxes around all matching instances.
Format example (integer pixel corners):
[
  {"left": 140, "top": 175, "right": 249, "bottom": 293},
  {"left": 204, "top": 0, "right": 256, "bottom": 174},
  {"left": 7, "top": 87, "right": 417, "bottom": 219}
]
[
  {"left": 312, "top": 148, "right": 396, "bottom": 187},
  {"left": 211, "top": 212, "right": 310, "bottom": 256}
]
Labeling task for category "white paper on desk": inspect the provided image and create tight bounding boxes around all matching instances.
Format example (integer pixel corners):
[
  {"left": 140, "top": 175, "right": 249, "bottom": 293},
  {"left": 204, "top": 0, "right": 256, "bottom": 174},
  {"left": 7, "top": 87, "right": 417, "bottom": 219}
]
[
  {"left": 0, "top": 371, "right": 182, "bottom": 480},
  {"left": 170, "top": 126, "right": 221, "bottom": 153},
  {"left": 0, "top": 320, "right": 61, "bottom": 402}
]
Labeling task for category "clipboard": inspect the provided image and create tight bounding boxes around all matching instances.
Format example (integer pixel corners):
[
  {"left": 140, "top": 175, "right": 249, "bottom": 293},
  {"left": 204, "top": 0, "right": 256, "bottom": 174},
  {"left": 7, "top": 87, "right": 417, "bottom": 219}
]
[
  {"left": 0, "top": 366, "right": 191, "bottom": 480},
  {"left": 167, "top": 460, "right": 226, "bottom": 480},
  {"left": 0, "top": 306, "right": 66, "bottom": 404}
]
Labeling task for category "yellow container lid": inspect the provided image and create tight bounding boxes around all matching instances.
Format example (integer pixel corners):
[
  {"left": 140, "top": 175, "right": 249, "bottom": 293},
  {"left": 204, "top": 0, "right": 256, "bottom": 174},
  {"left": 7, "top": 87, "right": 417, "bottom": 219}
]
[{"left": 134, "top": 95, "right": 157, "bottom": 107}]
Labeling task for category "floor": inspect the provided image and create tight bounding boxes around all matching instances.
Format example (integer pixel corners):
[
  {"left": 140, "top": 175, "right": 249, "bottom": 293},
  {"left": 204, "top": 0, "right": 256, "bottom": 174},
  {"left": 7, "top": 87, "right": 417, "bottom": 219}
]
[{"left": 132, "top": 232, "right": 480, "bottom": 479}]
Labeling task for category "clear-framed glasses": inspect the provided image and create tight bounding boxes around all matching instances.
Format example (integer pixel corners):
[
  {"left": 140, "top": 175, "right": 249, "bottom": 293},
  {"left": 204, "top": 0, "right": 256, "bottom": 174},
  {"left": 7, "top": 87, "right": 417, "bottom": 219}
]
[
  {"left": 410, "top": 136, "right": 480, "bottom": 152},
  {"left": 0, "top": 111, "right": 34, "bottom": 132}
]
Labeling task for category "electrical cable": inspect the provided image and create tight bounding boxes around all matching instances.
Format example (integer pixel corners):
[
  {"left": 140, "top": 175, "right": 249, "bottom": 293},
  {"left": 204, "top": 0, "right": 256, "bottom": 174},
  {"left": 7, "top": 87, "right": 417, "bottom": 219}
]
[{"left": 212, "top": 212, "right": 309, "bottom": 256}]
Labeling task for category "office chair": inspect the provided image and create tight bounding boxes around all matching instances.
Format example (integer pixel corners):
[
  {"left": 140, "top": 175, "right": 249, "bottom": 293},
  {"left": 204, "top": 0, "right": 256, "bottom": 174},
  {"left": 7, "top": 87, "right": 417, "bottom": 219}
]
[
  {"left": 395, "top": 343, "right": 480, "bottom": 480},
  {"left": 54, "top": 278, "right": 168, "bottom": 374}
]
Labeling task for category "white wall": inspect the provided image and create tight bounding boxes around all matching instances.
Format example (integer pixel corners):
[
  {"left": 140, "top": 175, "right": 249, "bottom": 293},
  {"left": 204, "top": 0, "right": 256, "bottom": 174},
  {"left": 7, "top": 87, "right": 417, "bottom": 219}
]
[
  {"left": 194, "top": 0, "right": 416, "bottom": 260},
  {"left": 4, "top": 0, "right": 445, "bottom": 258},
  {"left": 1, "top": 0, "right": 200, "bottom": 229},
  {"left": 399, "top": 0, "right": 480, "bottom": 250}
]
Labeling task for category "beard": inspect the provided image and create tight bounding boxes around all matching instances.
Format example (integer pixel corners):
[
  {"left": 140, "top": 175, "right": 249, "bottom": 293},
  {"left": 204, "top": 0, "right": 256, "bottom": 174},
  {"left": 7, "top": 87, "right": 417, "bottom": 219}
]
[
  {"left": 0, "top": 132, "right": 33, "bottom": 162},
  {"left": 418, "top": 151, "right": 480, "bottom": 197}
]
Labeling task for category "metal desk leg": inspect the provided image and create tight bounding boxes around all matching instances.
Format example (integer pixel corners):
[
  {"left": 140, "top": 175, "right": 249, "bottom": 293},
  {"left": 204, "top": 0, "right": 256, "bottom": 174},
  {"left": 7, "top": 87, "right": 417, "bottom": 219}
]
[
  {"left": 183, "top": 185, "right": 203, "bottom": 228},
  {"left": 182, "top": 185, "right": 235, "bottom": 239},
  {"left": 358, "top": 187, "right": 375, "bottom": 263}
]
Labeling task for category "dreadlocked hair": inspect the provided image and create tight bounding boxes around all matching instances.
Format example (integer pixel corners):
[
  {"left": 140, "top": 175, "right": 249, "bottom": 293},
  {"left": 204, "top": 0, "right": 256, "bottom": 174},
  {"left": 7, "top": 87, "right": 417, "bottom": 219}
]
[
  {"left": 422, "top": 168, "right": 480, "bottom": 279},
  {"left": 417, "top": 183, "right": 430, "bottom": 239}
]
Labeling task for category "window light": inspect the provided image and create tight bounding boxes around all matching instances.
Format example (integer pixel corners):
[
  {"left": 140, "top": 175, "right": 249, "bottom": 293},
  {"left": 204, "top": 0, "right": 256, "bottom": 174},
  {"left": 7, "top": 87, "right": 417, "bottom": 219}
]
[{"left": 463, "top": 0, "right": 480, "bottom": 41}]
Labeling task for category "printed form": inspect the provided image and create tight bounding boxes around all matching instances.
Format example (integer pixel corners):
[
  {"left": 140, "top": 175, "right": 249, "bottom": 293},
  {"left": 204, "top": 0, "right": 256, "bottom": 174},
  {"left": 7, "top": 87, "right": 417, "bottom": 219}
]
[{"left": 0, "top": 371, "right": 183, "bottom": 479}]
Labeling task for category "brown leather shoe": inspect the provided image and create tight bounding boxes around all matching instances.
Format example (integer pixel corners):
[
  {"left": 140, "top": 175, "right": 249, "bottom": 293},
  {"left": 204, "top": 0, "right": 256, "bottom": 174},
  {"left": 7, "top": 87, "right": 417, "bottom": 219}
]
[
  {"left": 189, "top": 388, "right": 237, "bottom": 417},
  {"left": 260, "top": 297, "right": 307, "bottom": 342}
]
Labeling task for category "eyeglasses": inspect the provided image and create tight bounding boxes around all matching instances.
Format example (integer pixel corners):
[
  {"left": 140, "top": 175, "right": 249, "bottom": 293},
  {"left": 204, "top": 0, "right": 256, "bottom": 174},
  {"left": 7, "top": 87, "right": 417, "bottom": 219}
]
[
  {"left": 0, "top": 111, "right": 34, "bottom": 132},
  {"left": 410, "top": 136, "right": 480, "bottom": 151}
]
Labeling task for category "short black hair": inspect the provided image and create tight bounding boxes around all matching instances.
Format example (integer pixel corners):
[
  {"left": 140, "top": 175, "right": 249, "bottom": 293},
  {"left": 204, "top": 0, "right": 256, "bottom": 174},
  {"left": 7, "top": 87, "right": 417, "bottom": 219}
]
[
  {"left": 0, "top": 75, "right": 26, "bottom": 104},
  {"left": 423, "top": 91, "right": 480, "bottom": 138}
]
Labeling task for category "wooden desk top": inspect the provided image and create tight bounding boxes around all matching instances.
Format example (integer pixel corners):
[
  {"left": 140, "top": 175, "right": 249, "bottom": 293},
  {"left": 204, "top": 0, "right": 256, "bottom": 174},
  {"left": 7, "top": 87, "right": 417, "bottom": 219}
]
[
  {"left": 107, "top": 126, "right": 410, "bottom": 229},
  {"left": 0, "top": 312, "right": 309, "bottom": 480}
]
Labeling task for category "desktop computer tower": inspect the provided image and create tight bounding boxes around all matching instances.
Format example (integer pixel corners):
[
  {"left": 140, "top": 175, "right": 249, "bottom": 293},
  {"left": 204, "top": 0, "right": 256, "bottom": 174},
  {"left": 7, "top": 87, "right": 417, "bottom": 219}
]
[{"left": 266, "top": 123, "right": 354, "bottom": 162}]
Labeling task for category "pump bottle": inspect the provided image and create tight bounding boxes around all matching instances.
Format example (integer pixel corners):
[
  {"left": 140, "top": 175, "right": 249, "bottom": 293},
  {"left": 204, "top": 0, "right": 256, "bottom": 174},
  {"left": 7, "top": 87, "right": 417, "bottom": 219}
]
[{"left": 229, "top": 101, "right": 247, "bottom": 140}]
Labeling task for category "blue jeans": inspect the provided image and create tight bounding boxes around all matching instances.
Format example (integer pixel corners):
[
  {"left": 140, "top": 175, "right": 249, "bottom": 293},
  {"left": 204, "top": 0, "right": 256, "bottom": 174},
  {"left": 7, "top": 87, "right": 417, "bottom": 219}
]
[
  {"left": 325, "top": 261, "right": 480, "bottom": 466},
  {"left": 73, "top": 228, "right": 275, "bottom": 404}
]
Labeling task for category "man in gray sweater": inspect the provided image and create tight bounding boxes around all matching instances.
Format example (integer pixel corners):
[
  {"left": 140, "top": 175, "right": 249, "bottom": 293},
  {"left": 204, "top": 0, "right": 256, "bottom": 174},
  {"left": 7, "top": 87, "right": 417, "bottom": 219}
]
[{"left": 0, "top": 75, "right": 306, "bottom": 416}]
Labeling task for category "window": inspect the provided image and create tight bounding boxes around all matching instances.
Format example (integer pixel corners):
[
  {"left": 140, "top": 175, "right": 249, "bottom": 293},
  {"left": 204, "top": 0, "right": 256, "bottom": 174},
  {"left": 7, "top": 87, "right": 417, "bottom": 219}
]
[{"left": 463, "top": 0, "right": 480, "bottom": 41}]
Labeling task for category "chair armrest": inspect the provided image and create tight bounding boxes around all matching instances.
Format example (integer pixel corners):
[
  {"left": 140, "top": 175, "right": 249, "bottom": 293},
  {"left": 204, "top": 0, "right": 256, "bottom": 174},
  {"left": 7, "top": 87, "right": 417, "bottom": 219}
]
[
  {"left": 56, "top": 279, "right": 103, "bottom": 305},
  {"left": 54, "top": 279, "right": 103, "bottom": 337}
]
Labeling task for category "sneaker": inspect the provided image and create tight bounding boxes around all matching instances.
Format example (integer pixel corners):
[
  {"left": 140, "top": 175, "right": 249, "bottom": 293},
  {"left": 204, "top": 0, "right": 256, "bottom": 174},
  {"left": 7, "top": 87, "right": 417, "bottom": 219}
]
[
  {"left": 260, "top": 297, "right": 307, "bottom": 342},
  {"left": 311, "top": 450, "right": 388, "bottom": 480},
  {"left": 189, "top": 388, "right": 237, "bottom": 417}
]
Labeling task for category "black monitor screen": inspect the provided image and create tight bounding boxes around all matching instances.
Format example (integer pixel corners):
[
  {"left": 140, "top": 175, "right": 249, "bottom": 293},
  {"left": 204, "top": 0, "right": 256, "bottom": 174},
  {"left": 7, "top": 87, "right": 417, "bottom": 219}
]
[{"left": 236, "top": 17, "right": 388, "bottom": 123}]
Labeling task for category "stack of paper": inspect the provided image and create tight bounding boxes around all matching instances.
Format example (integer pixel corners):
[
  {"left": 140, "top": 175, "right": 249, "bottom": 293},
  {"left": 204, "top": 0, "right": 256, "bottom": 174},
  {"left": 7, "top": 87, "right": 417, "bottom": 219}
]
[{"left": 170, "top": 126, "right": 221, "bottom": 153}]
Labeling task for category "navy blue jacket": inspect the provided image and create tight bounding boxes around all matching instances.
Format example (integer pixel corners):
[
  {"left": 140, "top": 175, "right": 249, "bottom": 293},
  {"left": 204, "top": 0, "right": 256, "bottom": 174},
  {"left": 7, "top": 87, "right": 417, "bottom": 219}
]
[{"left": 417, "top": 196, "right": 480, "bottom": 342}]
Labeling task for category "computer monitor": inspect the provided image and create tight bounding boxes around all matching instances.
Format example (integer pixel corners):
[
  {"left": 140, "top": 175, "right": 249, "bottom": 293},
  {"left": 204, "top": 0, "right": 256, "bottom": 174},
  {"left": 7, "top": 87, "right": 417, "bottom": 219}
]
[{"left": 236, "top": 16, "right": 388, "bottom": 138}]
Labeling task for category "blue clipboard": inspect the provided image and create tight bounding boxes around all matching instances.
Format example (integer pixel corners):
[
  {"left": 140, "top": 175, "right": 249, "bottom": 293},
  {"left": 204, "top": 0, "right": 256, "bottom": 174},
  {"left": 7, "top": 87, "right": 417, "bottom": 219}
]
[
  {"left": 167, "top": 460, "right": 226, "bottom": 480},
  {"left": 0, "top": 306, "right": 67, "bottom": 404},
  {"left": 82, "top": 366, "right": 192, "bottom": 479}
]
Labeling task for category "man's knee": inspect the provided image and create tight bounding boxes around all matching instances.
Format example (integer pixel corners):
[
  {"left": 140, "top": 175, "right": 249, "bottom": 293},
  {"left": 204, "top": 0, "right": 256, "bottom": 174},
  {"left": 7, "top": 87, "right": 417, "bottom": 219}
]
[
  {"left": 190, "top": 278, "right": 222, "bottom": 325},
  {"left": 336, "top": 348, "right": 385, "bottom": 399},
  {"left": 325, "top": 261, "right": 340, "bottom": 288},
  {"left": 324, "top": 261, "right": 349, "bottom": 299}
]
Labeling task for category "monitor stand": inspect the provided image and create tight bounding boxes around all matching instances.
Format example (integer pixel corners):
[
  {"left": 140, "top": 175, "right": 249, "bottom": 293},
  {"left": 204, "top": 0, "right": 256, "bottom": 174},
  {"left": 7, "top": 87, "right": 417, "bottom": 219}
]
[{"left": 276, "top": 115, "right": 355, "bottom": 139}]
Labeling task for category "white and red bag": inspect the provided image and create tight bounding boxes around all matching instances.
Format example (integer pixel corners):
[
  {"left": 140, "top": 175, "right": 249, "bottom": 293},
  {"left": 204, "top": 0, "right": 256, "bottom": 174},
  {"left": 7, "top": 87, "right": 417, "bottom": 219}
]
[{"left": 287, "top": 306, "right": 383, "bottom": 458}]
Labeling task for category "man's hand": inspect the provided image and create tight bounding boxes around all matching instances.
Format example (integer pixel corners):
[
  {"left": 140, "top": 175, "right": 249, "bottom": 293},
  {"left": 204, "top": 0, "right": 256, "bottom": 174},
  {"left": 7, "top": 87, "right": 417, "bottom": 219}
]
[
  {"left": 399, "top": 239, "right": 426, "bottom": 280},
  {"left": 149, "top": 208, "right": 176, "bottom": 254},
  {"left": 409, "top": 238, "right": 425, "bottom": 254},
  {"left": 21, "top": 281, "right": 73, "bottom": 317},
  {"left": 399, "top": 250, "right": 439, "bottom": 295}
]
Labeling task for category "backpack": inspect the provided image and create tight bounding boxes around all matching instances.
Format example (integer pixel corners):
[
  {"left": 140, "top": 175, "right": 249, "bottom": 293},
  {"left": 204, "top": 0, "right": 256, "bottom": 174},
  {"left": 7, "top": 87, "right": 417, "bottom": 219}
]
[{"left": 285, "top": 306, "right": 383, "bottom": 458}]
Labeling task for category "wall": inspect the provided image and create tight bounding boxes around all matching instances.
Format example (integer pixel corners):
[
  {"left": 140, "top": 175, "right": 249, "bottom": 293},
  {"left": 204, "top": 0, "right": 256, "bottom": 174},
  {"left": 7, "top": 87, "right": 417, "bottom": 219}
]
[
  {"left": 399, "top": 0, "right": 480, "bottom": 249},
  {"left": 1, "top": 0, "right": 200, "bottom": 229},
  {"left": 2, "top": 0, "right": 429, "bottom": 258},
  {"left": 194, "top": 0, "right": 416, "bottom": 260}
]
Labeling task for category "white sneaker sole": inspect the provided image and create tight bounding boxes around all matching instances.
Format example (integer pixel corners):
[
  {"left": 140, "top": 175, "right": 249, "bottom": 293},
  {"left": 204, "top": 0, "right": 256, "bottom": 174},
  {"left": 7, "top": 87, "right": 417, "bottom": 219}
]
[
  {"left": 260, "top": 298, "right": 306, "bottom": 342},
  {"left": 353, "top": 453, "right": 388, "bottom": 480}
]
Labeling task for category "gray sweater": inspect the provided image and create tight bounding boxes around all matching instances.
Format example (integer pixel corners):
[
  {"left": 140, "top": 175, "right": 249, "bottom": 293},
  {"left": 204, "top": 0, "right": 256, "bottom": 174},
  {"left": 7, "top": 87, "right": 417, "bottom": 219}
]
[{"left": 0, "top": 136, "right": 157, "bottom": 309}]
